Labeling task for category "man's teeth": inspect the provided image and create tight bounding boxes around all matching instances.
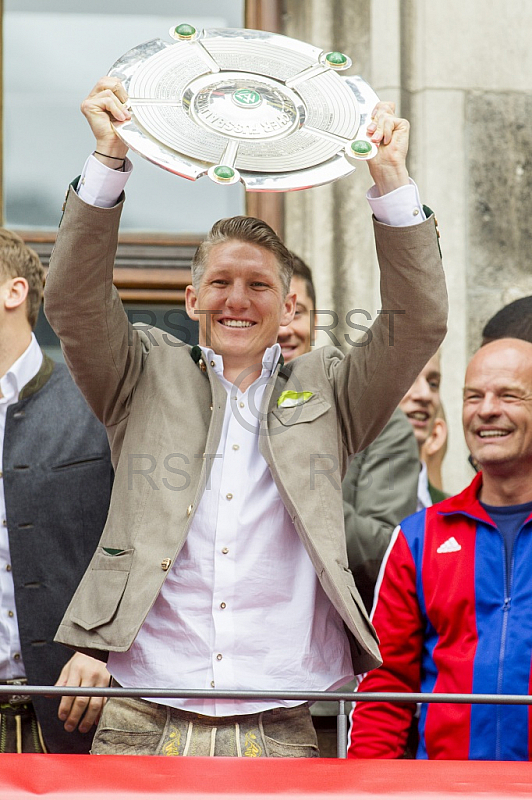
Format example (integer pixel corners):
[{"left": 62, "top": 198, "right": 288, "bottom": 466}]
[
  {"left": 410, "top": 412, "right": 428, "bottom": 421},
  {"left": 222, "top": 320, "right": 253, "bottom": 328},
  {"left": 478, "top": 430, "right": 509, "bottom": 437}
]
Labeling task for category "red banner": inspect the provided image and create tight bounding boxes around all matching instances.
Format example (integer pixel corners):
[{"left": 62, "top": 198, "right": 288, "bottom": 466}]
[{"left": 0, "top": 754, "right": 531, "bottom": 798}]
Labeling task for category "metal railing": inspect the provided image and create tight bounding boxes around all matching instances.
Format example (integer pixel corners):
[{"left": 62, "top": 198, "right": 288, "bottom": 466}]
[{"left": 4, "top": 686, "right": 532, "bottom": 759}]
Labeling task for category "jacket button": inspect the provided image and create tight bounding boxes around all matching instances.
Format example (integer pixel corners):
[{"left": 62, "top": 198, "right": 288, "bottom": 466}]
[
  {"left": 187, "top": 504, "right": 193, "bottom": 516},
  {"left": 161, "top": 558, "right": 171, "bottom": 571}
]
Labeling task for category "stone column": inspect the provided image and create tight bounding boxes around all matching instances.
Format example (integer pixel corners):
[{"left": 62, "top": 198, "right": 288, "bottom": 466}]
[
  {"left": 283, "top": 0, "right": 387, "bottom": 352},
  {"left": 283, "top": 0, "right": 532, "bottom": 495},
  {"left": 399, "top": 0, "right": 532, "bottom": 493}
]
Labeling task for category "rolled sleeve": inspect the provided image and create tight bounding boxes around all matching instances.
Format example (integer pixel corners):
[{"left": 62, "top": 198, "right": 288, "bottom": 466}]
[
  {"left": 367, "top": 179, "right": 425, "bottom": 227},
  {"left": 77, "top": 154, "right": 133, "bottom": 208}
]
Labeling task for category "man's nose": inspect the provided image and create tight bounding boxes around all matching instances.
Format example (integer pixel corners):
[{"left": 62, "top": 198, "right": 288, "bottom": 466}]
[
  {"left": 411, "top": 377, "right": 432, "bottom": 403},
  {"left": 477, "top": 393, "right": 501, "bottom": 418},
  {"left": 226, "top": 281, "right": 250, "bottom": 309}
]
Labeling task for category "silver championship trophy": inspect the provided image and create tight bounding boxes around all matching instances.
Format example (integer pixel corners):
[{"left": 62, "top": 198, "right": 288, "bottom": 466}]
[{"left": 109, "top": 25, "right": 380, "bottom": 192}]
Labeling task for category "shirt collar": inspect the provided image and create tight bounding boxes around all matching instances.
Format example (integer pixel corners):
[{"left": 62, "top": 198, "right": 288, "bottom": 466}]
[
  {"left": 417, "top": 460, "right": 432, "bottom": 509},
  {"left": 0, "top": 334, "right": 43, "bottom": 404},
  {"left": 200, "top": 344, "right": 282, "bottom": 384}
]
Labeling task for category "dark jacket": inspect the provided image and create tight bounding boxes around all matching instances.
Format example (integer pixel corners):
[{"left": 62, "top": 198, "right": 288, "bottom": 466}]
[{"left": 3, "top": 353, "right": 112, "bottom": 753}]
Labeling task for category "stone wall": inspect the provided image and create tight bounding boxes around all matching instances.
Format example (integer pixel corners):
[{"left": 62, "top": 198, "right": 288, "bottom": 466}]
[{"left": 283, "top": 0, "right": 532, "bottom": 494}]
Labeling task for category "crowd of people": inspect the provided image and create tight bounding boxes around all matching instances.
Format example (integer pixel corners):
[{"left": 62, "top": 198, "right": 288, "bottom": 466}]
[{"left": 0, "top": 71, "right": 530, "bottom": 762}]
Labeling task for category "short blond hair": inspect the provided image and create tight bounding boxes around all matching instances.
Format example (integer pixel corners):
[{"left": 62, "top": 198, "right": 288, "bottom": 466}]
[
  {"left": 191, "top": 216, "right": 293, "bottom": 295},
  {"left": 0, "top": 229, "right": 44, "bottom": 329}
]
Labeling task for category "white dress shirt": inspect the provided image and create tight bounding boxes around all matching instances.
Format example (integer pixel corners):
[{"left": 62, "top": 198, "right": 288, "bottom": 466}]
[
  {"left": 108, "top": 345, "right": 353, "bottom": 715},
  {"left": 0, "top": 334, "right": 43, "bottom": 679}
]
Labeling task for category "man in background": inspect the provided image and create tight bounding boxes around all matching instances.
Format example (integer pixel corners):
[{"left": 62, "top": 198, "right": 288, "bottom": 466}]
[
  {"left": 398, "top": 352, "right": 447, "bottom": 506},
  {"left": 349, "top": 337, "right": 532, "bottom": 760},
  {"left": 0, "top": 229, "right": 111, "bottom": 752},
  {"left": 482, "top": 296, "right": 532, "bottom": 345}
]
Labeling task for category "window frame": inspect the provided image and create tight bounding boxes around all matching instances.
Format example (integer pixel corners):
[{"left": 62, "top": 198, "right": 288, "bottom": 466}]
[{"left": 4, "top": 0, "right": 284, "bottom": 304}]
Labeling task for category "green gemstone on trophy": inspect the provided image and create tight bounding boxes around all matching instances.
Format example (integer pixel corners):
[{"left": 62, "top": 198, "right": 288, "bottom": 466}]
[
  {"left": 351, "top": 140, "right": 372, "bottom": 156},
  {"left": 232, "top": 88, "right": 262, "bottom": 108},
  {"left": 175, "top": 23, "right": 196, "bottom": 39},
  {"left": 213, "top": 166, "right": 235, "bottom": 181},
  {"left": 326, "top": 51, "right": 348, "bottom": 66}
]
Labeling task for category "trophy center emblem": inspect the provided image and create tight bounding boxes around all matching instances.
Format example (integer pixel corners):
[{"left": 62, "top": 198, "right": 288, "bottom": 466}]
[
  {"left": 186, "top": 75, "right": 302, "bottom": 141},
  {"left": 232, "top": 88, "right": 262, "bottom": 108}
]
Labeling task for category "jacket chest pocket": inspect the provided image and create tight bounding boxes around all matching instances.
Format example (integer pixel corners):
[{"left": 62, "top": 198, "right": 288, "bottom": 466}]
[{"left": 271, "top": 396, "right": 331, "bottom": 427}]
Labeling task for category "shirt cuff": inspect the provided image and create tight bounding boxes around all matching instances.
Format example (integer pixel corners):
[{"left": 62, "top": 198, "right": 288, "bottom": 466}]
[
  {"left": 76, "top": 153, "right": 133, "bottom": 208},
  {"left": 366, "top": 179, "right": 426, "bottom": 227}
]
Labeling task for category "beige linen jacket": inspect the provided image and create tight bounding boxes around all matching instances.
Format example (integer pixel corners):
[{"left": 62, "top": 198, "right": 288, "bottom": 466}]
[{"left": 44, "top": 188, "right": 447, "bottom": 676}]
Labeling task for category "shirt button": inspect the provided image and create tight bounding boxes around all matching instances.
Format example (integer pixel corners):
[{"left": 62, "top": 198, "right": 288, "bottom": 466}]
[
  {"left": 6, "top": 564, "right": 11, "bottom": 572},
  {"left": 210, "top": 360, "right": 215, "bottom": 367},
  {"left": 2, "top": 520, "right": 6, "bottom": 527},
  {"left": 210, "top": 681, "right": 215, "bottom": 688},
  {"left": 413, "top": 208, "right": 420, "bottom": 216},
  {"left": 13, "top": 653, "right": 20, "bottom": 661},
  {"left": 220, "top": 602, "right": 226, "bottom": 609},
  {"left": 239, "top": 401, "right": 244, "bottom": 408},
  {"left": 222, "top": 547, "right": 229, "bottom": 555},
  {"left": 216, "top": 654, "right": 223, "bottom": 661},
  {"left": 226, "top": 493, "right": 233, "bottom": 500},
  {"left": 232, "top": 444, "right": 239, "bottom": 451},
  {"left": 186, "top": 504, "right": 193, "bottom": 516},
  {"left": 8, "top": 611, "right": 13, "bottom": 618},
  {"left": 0, "top": 471, "right": 3, "bottom": 479}
]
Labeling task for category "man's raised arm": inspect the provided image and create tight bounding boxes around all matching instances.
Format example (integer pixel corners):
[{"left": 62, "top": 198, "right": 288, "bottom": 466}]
[
  {"left": 44, "top": 80, "right": 145, "bottom": 427},
  {"left": 330, "top": 102, "right": 447, "bottom": 457}
]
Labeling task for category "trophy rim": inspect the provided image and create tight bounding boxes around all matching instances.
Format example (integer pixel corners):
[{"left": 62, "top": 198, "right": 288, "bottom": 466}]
[{"left": 108, "top": 27, "right": 380, "bottom": 192}]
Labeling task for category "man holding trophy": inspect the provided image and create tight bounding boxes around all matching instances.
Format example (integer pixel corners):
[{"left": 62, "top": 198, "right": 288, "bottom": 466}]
[{"left": 44, "top": 51, "right": 446, "bottom": 757}]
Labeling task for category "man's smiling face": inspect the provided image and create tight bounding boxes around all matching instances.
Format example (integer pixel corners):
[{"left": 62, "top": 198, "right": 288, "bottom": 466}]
[
  {"left": 277, "top": 275, "right": 314, "bottom": 362},
  {"left": 185, "top": 240, "right": 295, "bottom": 380},
  {"left": 399, "top": 353, "right": 441, "bottom": 450},
  {"left": 463, "top": 338, "right": 532, "bottom": 475}
]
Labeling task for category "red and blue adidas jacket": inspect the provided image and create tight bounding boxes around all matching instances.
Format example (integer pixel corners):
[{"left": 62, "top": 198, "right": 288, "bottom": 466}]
[{"left": 348, "top": 472, "right": 532, "bottom": 760}]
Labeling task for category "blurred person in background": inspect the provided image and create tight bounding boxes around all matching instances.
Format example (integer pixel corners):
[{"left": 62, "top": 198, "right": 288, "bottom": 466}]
[{"left": 0, "top": 229, "right": 111, "bottom": 752}]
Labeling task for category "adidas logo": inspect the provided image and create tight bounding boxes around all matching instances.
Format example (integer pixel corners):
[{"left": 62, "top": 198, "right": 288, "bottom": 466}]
[{"left": 436, "top": 537, "right": 462, "bottom": 554}]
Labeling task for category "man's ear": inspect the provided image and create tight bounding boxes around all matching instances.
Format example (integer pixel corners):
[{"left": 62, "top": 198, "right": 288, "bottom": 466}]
[
  {"left": 424, "top": 418, "right": 448, "bottom": 457},
  {"left": 2, "top": 277, "right": 29, "bottom": 312},
  {"left": 280, "top": 290, "right": 296, "bottom": 327},
  {"left": 185, "top": 284, "right": 198, "bottom": 321}
]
